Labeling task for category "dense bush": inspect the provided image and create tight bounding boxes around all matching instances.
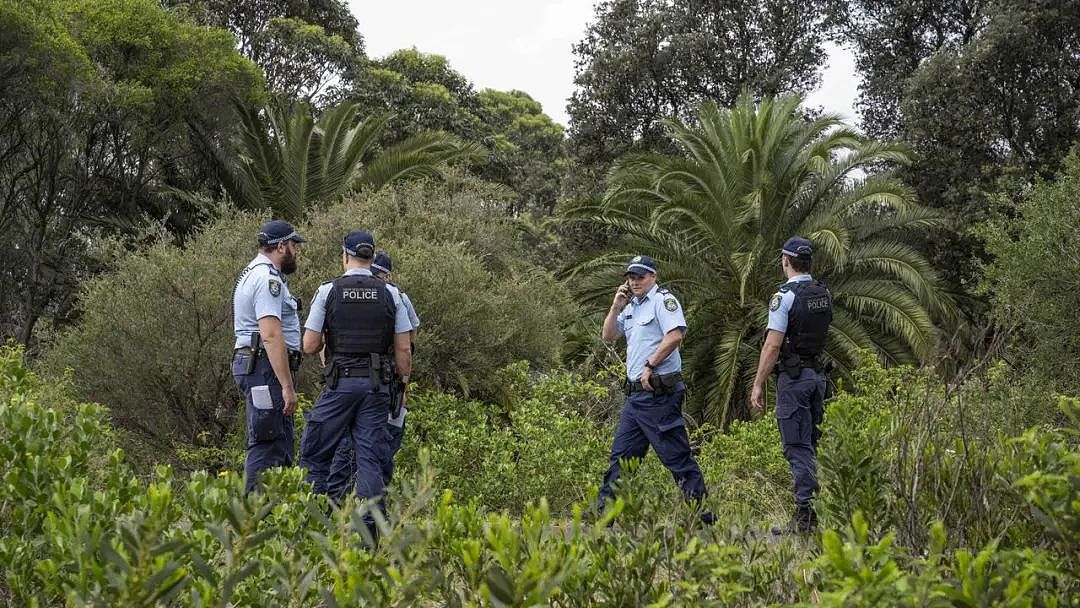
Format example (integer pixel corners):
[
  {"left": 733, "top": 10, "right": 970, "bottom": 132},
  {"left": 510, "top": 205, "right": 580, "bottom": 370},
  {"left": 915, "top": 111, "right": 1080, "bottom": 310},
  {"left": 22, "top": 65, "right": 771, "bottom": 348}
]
[
  {"left": 817, "top": 351, "right": 1078, "bottom": 563},
  {"left": 3, "top": 346, "right": 1078, "bottom": 605},
  {"left": 43, "top": 178, "right": 572, "bottom": 465},
  {"left": 978, "top": 146, "right": 1080, "bottom": 396}
]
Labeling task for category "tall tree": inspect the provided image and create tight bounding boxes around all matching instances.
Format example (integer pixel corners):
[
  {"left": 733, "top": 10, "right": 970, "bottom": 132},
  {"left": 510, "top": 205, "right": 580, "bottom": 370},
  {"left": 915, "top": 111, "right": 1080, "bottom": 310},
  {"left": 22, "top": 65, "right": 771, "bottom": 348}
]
[
  {"left": 844, "top": 0, "right": 1080, "bottom": 291},
  {"left": 566, "top": 0, "right": 845, "bottom": 173},
  {"left": 344, "top": 49, "right": 568, "bottom": 216},
  {"left": 0, "top": 0, "right": 261, "bottom": 347},
  {"left": 477, "top": 89, "right": 566, "bottom": 216},
  {"left": 565, "top": 95, "right": 956, "bottom": 424},
  {"left": 167, "top": 0, "right": 363, "bottom": 103}
]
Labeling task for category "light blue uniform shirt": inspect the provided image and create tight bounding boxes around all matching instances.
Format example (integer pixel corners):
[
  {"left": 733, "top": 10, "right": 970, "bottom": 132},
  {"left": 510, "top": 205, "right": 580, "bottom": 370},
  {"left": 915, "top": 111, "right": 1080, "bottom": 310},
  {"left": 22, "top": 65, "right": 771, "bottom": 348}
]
[
  {"left": 766, "top": 274, "right": 814, "bottom": 334},
  {"left": 616, "top": 283, "right": 687, "bottom": 380},
  {"left": 399, "top": 291, "right": 420, "bottom": 330},
  {"left": 233, "top": 254, "right": 302, "bottom": 351},
  {"left": 305, "top": 268, "right": 413, "bottom": 335}
]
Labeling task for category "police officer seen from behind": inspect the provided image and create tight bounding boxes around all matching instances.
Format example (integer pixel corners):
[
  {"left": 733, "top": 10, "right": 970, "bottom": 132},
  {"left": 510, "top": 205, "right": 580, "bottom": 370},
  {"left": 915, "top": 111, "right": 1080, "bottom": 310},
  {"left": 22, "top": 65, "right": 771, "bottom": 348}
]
[
  {"left": 300, "top": 231, "right": 413, "bottom": 510},
  {"left": 750, "top": 236, "right": 833, "bottom": 534},
  {"left": 598, "top": 255, "right": 711, "bottom": 521},
  {"left": 325, "top": 250, "right": 420, "bottom": 499},
  {"left": 232, "top": 220, "right": 307, "bottom": 494}
]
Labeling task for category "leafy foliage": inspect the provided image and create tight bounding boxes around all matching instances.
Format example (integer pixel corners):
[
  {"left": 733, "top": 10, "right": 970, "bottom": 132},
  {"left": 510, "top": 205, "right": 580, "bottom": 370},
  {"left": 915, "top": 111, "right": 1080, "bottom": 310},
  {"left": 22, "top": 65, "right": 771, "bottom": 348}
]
[
  {"left": 566, "top": 95, "right": 957, "bottom": 424},
  {"left": 843, "top": 0, "right": 1080, "bottom": 289},
  {"left": 215, "top": 98, "right": 483, "bottom": 221},
  {"left": 345, "top": 49, "right": 569, "bottom": 215},
  {"left": 5, "top": 346, "right": 1079, "bottom": 605},
  {"left": 44, "top": 178, "right": 572, "bottom": 464},
  {"left": 567, "top": 0, "right": 845, "bottom": 172},
  {"left": 0, "top": 0, "right": 262, "bottom": 348},
  {"left": 168, "top": 0, "right": 364, "bottom": 103},
  {"left": 977, "top": 146, "right": 1080, "bottom": 396}
]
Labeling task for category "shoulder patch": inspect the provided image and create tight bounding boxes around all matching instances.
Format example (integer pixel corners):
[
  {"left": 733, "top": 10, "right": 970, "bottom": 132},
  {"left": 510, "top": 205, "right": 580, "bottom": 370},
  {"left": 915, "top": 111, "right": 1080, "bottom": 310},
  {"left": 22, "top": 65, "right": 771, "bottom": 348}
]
[
  {"left": 268, "top": 279, "right": 281, "bottom": 297},
  {"left": 663, "top": 296, "right": 678, "bottom": 312},
  {"left": 769, "top": 293, "right": 783, "bottom": 311}
]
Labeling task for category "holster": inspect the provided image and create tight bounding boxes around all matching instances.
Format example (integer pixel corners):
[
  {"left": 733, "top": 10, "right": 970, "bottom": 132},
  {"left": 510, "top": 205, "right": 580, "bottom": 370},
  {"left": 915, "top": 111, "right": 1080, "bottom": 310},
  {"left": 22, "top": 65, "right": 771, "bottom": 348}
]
[
  {"left": 245, "top": 332, "right": 262, "bottom": 375},
  {"left": 324, "top": 360, "right": 341, "bottom": 390},
  {"left": 390, "top": 378, "right": 406, "bottom": 419},
  {"left": 626, "top": 372, "right": 683, "bottom": 395}
]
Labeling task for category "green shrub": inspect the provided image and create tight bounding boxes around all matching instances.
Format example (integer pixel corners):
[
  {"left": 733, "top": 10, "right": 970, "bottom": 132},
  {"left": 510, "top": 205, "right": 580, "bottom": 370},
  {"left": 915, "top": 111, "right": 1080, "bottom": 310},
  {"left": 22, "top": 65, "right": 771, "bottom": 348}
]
[
  {"left": 978, "top": 146, "right": 1080, "bottom": 396},
  {"left": 2, "top": 347, "right": 1078, "bottom": 605},
  {"left": 393, "top": 362, "right": 611, "bottom": 514},
  {"left": 817, "top": 352, "right": 1076, "bottom": 556},
  {"left": 43, "top": 178, "right": 572, "bottom": 466}
]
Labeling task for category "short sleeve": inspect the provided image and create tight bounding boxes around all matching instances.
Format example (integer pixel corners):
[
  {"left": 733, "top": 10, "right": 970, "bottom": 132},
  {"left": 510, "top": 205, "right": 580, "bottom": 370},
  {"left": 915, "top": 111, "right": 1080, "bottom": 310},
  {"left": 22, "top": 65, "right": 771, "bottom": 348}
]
[
  {"left": 655, "top": 293, "right": 687, "bottom": 336},
  {"left": 766, "top": 290, "right": 797, "bottom": 333},
  {"left": 251, "top": 268, "right": 284, "bottom": 321},
  {"left": 304, "top": 282, "right": 333, "bottom": 333},
  {"left": 386, "top": 285, "right": 413, "bottom": 334},
  {"left": 400, "top": 292, "right": 420, "bottom": 329}
]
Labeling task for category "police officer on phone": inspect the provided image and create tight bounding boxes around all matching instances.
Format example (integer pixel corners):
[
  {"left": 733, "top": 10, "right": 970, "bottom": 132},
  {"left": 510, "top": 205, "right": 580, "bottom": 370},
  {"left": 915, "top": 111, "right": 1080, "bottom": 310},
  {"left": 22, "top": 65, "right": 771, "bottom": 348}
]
[
  {"left": 231, "top": 220, "right": 307, "bottom": 494},
  {"left": 597, "top": 255, "right": 710, "bottom": 520},
  {"left": 750, "top": 236, "right": 833, "bottom": 534},
  {"left": 299, "top": 231, "right": 413, "bottom": 512}
]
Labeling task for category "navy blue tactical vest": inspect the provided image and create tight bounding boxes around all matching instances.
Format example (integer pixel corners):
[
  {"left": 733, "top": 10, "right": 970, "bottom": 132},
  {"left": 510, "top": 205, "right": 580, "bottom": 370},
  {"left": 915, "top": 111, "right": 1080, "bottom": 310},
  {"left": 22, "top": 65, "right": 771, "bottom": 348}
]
[
  {"left": 780, "top": 280, "right": 833, "bottom": 362},
  {"left": 324, "top": 274, "right": 395, "bottom": 367}
]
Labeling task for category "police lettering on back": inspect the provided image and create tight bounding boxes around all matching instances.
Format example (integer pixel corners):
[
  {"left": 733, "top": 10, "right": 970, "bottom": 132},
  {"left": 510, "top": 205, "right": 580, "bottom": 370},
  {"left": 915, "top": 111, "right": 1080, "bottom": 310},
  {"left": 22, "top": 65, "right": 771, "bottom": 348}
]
[{"left": 341, "top": 287, "right": 380, "bottom": 301}]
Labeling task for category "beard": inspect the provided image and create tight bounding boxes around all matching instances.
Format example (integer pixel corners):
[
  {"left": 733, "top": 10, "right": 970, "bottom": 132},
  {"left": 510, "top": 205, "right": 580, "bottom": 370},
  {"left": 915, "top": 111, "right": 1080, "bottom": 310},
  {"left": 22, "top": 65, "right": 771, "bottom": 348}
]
[{"left": 280, "top": 251, "right": 298, "bottom": 275}]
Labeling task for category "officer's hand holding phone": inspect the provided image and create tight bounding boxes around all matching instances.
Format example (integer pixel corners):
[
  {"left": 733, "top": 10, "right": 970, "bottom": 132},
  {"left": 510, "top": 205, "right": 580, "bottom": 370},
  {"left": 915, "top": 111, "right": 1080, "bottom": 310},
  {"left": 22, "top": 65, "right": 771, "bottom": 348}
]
[{"left": 613, "top": 280, "right": 632, "bottom": 308}]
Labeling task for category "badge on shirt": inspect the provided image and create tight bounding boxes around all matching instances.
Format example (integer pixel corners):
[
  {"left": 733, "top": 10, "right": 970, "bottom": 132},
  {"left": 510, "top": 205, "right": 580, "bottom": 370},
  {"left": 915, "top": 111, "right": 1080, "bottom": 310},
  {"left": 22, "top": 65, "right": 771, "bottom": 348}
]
[
  {"left": 769, "top": 293, "right": 782, "bottom": 311},
  {"left": 664, "top": 297, "right": 678, "bottom": 312},
  {"left": 268, "top": 279, "right": 281, "bottom": 297}
]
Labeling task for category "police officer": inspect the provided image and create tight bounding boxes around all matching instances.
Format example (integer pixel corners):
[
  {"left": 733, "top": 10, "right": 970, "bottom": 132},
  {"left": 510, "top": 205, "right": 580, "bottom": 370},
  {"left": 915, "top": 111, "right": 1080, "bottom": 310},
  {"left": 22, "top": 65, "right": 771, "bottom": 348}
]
[
  {"left": 750, "top": 236, "right": 833, "bottom": 534},
  {"left": 232, "top": 220, "right": 307, "bottom": 494},
  {"left": 325, "top": 250, "right": 420, "bottom": 498},
  {"left": 299, "top": 230, "right": 413, "bottom": 507},
  {"left": 598, "top": 255, "right": 709, "bottom": 517}
]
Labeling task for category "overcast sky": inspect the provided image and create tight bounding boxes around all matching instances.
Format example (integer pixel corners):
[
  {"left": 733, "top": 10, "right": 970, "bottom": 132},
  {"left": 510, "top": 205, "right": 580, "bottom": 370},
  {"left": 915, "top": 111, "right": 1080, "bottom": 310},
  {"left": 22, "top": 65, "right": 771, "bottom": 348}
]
[{"left": 348, "top": 0, "right": 861, "bottom": 128}]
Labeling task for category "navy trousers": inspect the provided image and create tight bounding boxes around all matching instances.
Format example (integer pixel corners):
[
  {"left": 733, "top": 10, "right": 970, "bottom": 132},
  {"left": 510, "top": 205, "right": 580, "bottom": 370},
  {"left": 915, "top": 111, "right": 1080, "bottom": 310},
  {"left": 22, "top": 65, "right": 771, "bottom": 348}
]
[
  {"left": 299, "top": 377, "right": 390, "bottom": 501},
  {"left": 232, "top": 354, "right": 295, "bottom": 494},
  {"left": 327, "top": 416, "right": 406, "bottom": 500},
  {"left": 599, "top": 384, "right": 707, "bottom": 504},
  {"left": 776, "top": 368, "right": 826, "bottom": 506}
]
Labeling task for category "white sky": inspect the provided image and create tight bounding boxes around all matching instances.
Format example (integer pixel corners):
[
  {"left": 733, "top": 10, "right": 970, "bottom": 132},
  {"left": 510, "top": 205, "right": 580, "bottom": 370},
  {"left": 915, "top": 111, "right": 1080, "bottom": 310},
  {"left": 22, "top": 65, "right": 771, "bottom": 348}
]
[{"left": 348, "top": 0, "right": 861, "bottom": 128}]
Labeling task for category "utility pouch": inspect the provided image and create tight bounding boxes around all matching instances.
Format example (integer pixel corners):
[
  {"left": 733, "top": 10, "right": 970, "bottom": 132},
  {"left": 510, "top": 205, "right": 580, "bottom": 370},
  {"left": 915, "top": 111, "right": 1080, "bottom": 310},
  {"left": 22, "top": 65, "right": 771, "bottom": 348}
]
[
  {"left": 783, "top": 354, "right": 802, "bottom": 379},
  {"left": 369, "top": 353, "right": 381, "bottom": 390}
]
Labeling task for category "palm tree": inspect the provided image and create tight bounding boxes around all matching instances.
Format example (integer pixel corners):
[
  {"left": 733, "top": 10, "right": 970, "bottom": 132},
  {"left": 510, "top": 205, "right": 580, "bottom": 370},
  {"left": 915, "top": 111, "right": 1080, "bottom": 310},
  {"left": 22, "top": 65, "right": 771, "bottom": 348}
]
[
  {"left": 564, "top": 94, "right": 958, "bottom": 425},
  {"left": 217, "top": 98, "right": 484, "bottom": 220}
]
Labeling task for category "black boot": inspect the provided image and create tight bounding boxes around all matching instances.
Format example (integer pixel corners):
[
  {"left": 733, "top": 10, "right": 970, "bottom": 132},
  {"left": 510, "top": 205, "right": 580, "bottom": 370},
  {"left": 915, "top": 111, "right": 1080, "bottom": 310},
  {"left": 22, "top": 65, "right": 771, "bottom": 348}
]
[
  {"left": 771, "top": 504, "right": 817, "bottom": 535},
  {"left": 794, "top": 504, "right": 817, "bottom": 533}
]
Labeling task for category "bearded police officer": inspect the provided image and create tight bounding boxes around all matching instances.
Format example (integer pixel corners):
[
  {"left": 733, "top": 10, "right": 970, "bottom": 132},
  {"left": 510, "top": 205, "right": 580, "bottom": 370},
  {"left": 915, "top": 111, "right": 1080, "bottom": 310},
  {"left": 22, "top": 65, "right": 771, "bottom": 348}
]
[
  {"left": 598, "top": 255, "right": 710, "bottom": 519},
  {"left": 299, "top": 231, "right": 413, "bottom": 510},
  {"left": 232, "top": 220, "right": 307, "bottom": 494},
  {"left": 326, "top": 250, "right": 420, "bottom": 498},
  {"left": 751, "top": 236, "right": 833, "bottom": 534}
]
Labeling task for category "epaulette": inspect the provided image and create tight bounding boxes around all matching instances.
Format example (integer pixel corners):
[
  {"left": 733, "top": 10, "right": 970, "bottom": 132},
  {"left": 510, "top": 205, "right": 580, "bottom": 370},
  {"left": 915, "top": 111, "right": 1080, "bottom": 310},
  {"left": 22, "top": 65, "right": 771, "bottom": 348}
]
[
  {"left": 657, "top": 287, "right": 672, "bottom": 295},
  {"left": 779, "top": 285, "right": 791, "bottom": 294}
]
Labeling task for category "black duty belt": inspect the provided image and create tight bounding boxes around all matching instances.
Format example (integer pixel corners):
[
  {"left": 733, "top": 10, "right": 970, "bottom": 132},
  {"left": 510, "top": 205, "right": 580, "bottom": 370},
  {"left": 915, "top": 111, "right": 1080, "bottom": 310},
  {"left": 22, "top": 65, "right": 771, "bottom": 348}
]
[
  {"left": 234, "top": 347, "right": 303, "bottom": 371},
  {"left": 627, "top": 372, "right": 683, "bottom": 393}
]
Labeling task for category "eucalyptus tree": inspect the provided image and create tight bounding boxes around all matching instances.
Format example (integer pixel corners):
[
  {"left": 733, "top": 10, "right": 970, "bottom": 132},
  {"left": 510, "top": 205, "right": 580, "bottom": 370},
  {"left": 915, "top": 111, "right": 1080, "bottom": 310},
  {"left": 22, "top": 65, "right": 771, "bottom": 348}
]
[
  {"left": 217, "top": 98, "right": 484, "bottom": 220},
  {"left": 565, "top": 94, "right": 958, "bottom": 424}
]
